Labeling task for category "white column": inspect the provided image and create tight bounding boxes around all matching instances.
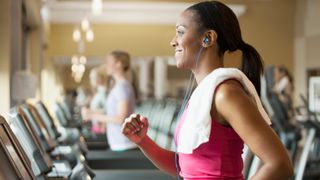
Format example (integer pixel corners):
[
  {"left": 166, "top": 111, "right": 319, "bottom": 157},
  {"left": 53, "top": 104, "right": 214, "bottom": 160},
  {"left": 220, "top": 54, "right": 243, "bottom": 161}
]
[
  {"left": 294, "top": 37, "right": 307, "bottom": 105},
  {"left": 154, "top": 57, "right": 168, "bottom": 99},
  {"left": 293, "top": 0, "right": 307, "bottom": 105},
  {"left": 138, "top": 59, "right": 151, "bottom": 99}
]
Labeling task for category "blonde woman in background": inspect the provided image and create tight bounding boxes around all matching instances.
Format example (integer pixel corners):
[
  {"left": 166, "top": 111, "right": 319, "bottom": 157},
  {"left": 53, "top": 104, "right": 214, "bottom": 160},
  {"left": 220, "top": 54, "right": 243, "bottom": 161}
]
[
  {"left": 89, "top": 64, "right": 109, "bottom": 134},
  {"left": 82, "top": 50, "right": 137, "bottom": 151}
]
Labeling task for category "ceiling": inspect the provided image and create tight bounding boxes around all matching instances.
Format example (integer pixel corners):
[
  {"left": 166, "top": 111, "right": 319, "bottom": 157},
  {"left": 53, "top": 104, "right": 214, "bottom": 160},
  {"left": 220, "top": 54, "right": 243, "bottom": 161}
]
[{"left": 44, "top": 0, "right": 247, "bottom": 25}]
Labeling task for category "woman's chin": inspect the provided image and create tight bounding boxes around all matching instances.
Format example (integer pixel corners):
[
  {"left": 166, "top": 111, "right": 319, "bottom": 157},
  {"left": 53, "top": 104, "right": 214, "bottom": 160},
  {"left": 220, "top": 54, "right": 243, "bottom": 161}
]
[
  {"left": 175, "top": 61, "right": 183, "bottom": 69},
  {"left": 175, "top": 57, "right": 189, "bottom": 69},
  {"left": 176, "top": 63, "right": 188, "bottom": 69}
]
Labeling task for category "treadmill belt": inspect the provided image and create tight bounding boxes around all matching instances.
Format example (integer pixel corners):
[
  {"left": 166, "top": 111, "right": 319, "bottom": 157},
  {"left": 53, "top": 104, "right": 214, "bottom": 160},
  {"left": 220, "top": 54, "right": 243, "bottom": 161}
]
[
  {"left": 87, "top": 150, "right": 146, "bottom": 160},
  {"left": 87, "top": 150, "right": 156, "bottom": 169},
  {"left": 94, "top": 170, "right": 172, "bottom": 180}
]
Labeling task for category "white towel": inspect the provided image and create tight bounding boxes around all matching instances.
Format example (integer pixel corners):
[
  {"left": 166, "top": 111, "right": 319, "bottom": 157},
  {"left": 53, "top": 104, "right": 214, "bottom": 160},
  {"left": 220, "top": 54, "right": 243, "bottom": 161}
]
[{"left": 177, "top": 68, "right": 272, "bottom": 154}]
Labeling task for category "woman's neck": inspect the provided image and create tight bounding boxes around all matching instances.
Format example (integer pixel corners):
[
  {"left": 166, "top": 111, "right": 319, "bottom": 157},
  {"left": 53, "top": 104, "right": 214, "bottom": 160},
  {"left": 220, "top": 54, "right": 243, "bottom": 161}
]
[
  {"left": 113, "top": 72, "right": 127, "bottom": 84},
  {"left": 193, "top": 53, "right": 223, "bottom": 84}
]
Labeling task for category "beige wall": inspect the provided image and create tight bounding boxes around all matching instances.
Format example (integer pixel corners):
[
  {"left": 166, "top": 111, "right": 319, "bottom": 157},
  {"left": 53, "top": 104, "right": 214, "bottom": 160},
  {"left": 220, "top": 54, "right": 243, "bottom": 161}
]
[
  {"left": 226, "top": 0, "right": 295, "bottom": 73},
  {"left": 0, "top": 0, "right": 11, "bottom": 118},
  {"left": 49, "top": 24, "right": 175, "bottom": 57}
]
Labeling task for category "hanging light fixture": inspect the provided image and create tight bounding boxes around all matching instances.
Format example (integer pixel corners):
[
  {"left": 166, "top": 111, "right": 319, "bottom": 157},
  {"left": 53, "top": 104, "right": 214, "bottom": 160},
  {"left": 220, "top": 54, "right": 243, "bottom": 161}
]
[
  {"left": 92, "top": 0, "right": 103, "bottom": 15},
  {"left": 86, "top": 29, "right": 94, "bottom": 42},
  {"left": 71, "top": 55, "right": 78, "bottom": 64},
  {"left": 71, "top": 55, "right": 87, "bottom": 83},
  {"left": 71, "top": 13, "right": 96, "bottom": 83},
  {"left": 79, "top": 56, "right": 87, "bottom": 64},
  {"left": 72, "top": 28, "right": 81, "bottom": 42},
  {"left": 81, "top": 18, "right": 90, "bottom": 31}
]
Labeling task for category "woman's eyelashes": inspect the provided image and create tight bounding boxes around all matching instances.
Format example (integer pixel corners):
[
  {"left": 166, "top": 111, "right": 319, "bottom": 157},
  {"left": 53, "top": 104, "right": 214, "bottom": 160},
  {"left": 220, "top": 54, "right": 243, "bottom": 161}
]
[{"left": 176, "top": 30, "right": 185, "bottom": 36}]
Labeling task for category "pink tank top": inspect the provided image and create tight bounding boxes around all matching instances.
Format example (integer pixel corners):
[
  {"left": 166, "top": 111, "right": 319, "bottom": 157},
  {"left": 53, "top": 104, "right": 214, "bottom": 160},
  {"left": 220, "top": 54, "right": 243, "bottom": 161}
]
[{"left": 175, "top": 103, "right": 244, "bottom": 180}]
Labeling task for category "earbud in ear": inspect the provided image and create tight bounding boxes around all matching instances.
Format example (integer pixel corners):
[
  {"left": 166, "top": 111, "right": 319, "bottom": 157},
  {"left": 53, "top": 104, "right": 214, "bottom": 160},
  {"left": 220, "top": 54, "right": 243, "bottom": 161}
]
[{"left": 204, "top": 37, "right": 209, "bottom": 44}]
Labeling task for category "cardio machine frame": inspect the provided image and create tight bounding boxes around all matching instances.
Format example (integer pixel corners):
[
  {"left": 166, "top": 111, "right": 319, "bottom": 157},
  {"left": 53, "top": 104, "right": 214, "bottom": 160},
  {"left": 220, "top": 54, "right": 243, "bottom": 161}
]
[{"left": 0, "top": 116, "right": 35, "bottom": 180}]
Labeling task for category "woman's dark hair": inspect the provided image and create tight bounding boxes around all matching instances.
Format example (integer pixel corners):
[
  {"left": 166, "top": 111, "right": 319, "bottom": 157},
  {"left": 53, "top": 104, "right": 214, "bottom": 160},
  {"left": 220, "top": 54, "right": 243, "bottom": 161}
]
[{"left": 187, "top": 1, "right": 264, "bottom": 94}]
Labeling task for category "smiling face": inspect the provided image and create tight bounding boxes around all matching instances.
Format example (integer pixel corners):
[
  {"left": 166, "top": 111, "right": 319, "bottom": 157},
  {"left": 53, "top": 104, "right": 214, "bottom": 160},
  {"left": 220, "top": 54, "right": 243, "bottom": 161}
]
[{"left": 170, "top": 10, "right": 203, "bottom": 69}]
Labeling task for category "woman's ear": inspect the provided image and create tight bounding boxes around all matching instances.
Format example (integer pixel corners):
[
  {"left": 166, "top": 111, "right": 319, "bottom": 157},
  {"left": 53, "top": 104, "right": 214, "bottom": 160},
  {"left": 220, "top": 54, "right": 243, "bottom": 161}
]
[{"left": 202, "top": 30, "right": 218, "bottom": 47}]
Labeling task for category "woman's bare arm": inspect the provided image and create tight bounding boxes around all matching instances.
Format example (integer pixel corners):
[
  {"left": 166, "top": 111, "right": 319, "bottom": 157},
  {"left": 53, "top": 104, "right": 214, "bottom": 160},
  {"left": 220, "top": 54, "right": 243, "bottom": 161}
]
[
  {"left": 137, "top": 136, "right": 177, "bottom": 177},
  {"left": 83, "top": 100, "right": 130, "bottom": 124},
  {"left": 214, "top": 80, "right": 293, "bottom": 180},
  {"left": 122, "top": 115, "right": 177, "bottom": 177}
]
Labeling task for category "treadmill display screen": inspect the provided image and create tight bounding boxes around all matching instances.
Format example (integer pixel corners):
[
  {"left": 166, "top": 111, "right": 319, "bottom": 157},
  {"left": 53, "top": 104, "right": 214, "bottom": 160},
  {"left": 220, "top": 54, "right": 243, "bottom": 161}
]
[
  {"left": 9, "top": 114, "right": 42, "bottom": 176},
  {"left": 29, "top": 106, "right": 51, "bottom": 140},
  {"left": 21, "top": 106, "right": 51, "bottom": 151},
  {"left": 22, "top": 106, "right": 42, "bottom": 137},
  {"left": 36, "top": 104, "right": 57, "bottom": 139},
  {"left": 0, "top": 124, "right": 32, "bottom": 180}
]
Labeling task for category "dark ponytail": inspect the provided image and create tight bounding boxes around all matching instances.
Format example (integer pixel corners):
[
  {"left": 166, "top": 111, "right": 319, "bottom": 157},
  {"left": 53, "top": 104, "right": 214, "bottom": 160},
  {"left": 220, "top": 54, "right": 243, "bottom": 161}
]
[
  {"left": 187, "top": 1, "right": 264, "bottom": 95},
  {"left": 241, "top": 42, "right": 264, "bottom": 95}
]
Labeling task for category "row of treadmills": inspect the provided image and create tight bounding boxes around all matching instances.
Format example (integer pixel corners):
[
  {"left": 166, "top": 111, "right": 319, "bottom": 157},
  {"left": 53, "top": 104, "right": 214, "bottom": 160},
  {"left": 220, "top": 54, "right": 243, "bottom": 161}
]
[
  {"left": 1, "top": 90, "right": 320, "bottom": 179},
  {"left": 0, "top": 101, "right": 173, "bottom": 180}
]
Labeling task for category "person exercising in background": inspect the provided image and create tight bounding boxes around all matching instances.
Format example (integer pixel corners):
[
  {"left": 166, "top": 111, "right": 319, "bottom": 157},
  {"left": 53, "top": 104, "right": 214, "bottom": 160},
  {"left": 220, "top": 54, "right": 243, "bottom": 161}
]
[
  {"left": 88, "top": 65, "right": 109, "bottom": 134},
  {"left": 273, "top": 66, "right": 294, "bottom": 118},
  {"left": 82, "top": 50, "right": 137, "bottom": 151},
  {"left": 122, "top": 1, "right": 293, "bottom": 179}
]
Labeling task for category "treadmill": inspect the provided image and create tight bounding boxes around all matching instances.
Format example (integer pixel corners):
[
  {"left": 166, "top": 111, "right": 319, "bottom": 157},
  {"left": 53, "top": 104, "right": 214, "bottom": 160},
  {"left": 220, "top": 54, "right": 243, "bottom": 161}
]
[
  {"left": 0, "top": 116, "right": 35, "bottom": 180},
  {"left": 21, "top": 104, "right": 79, "bottom": 167},
  {"left": 28, "top": 103, "right": 172, "bottom": 179},
  {"left": 8, "top": 108, "right": 76, "bottom": 179},
  {"left": 36, "top": 101, "right": 88, "bottom": 155}
]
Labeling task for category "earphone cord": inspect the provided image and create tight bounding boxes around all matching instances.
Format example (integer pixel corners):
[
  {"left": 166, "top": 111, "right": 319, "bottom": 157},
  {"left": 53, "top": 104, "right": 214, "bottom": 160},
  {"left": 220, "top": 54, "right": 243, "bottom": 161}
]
[
  {"left": 195, "top": 46, "right": 204, "bottom": 69},
  {"left": 175, "top": 46, "right": 205, "bottom": 180},
  {"left": 176, "top": 46, "right": 204, "bottom": 120}
]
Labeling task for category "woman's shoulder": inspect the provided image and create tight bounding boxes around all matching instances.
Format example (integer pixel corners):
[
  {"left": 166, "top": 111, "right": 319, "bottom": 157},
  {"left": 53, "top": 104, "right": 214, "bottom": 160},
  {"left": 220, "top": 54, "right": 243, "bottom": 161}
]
[
  {"left": 214, "top": 79, "right": 247, "bottom": 105},
  {"left": 112, "top": 80, "right": 135, "bottom": 98},
  {"left": 116, "top": 80, "right": 133, "bottom": 90}
]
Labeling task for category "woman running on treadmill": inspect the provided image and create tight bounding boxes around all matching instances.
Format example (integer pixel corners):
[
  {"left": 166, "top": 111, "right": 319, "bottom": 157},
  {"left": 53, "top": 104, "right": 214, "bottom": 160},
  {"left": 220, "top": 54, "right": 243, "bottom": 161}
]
[{"left": 122, "top": 1, "right": 293, "bottom": 179}]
